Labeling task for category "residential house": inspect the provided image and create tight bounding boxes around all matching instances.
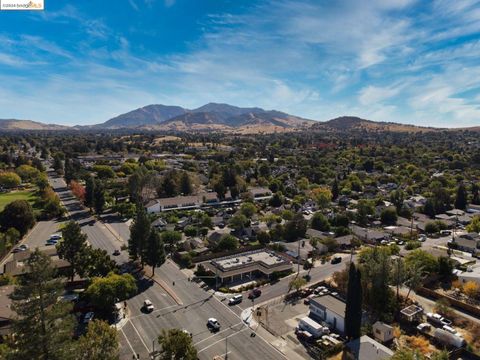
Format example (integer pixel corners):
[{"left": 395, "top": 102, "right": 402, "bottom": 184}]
[
  {"left": 451, "top": 233, "right": 480, "bottom": 254},
  {"left": 343, "top": 335, "right": 393, "bottom": 360},
  {"left": 0, "top": 285, "right": 14, "bottom": 336}
]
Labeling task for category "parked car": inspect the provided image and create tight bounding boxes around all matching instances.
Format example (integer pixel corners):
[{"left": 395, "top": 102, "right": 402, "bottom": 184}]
[
  {"left": 207, "top": 318, "right": 221, "bottom": 331},
  {"left": 417, "top": 323, "right": 431, "bottom": 333},
  {"left": 248, "top": 288, "right": 261, "bottom": 299},
  {"left": 83, "top": 312, "right": 94, "bottom": 324},
  {"left": 418, "top": 234, "right": 427, "bottom": 242},
  {"left": 13, "top": 244, "right": 29, "bottom": 253},
  {"left": 228, "top": 294, "right": 243, "bottom": 305},
  {"left": 440, "top": 230, "right": 452, "bottom": 236},
  {"left": 50, "top": 233, "right": 62, "bottom": 240},
  {"left": 143, "top": 299, "right": 154, "bottom": 312},
  {"left": 443, "top": 325, "right": 458, "bottom": 335},
  {"left": 46, "top": 239, "right": 58, "bottom": 245},
  {"left": 330, "top": 257, "right": 342, "bottom": 264}
]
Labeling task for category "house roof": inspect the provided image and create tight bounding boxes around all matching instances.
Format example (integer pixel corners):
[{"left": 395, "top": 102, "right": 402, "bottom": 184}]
[
  {"left": 0, "top": 285, "right": 15, "bottom": 320},
  {"left": 345, "top": 335, "right": 394, "bottom": 360},
  {"left": 310, "top": 294, "right": 346, "bottom": 317}
]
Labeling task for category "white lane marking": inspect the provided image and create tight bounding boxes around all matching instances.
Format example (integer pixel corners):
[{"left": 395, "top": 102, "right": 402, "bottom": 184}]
[
  {"left": 197, "top": 327, "right": 248, "bottom": 353},
  {"left": 129, "top": 320, "right": 151, "bottom": 353},
  {"left": 194, "top": 322, "right": 243, "bottom": 346},
  {"left": 213, "top": 295, "right": 288, "bottom": 359},
  {"left": 120, "top": 328, "right": 137, "bottom": 358}
]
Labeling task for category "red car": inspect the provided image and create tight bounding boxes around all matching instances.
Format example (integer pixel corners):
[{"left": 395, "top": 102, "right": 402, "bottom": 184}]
[{"left": 248, "top": 288, "right": 261, "bottom": 299}]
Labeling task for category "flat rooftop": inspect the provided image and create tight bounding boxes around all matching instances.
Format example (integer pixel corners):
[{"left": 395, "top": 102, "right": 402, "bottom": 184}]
[{"left": 212, "top": 250, "right": 287, "bottom": 271}]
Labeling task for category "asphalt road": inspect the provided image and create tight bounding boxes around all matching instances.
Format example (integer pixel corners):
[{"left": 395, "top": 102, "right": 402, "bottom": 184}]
[
  {"left": 120, "top": 260, "right": 286, "bottom": 360},
  {"left": 49, "top": 173, "right": 129, "bottom": 265}
]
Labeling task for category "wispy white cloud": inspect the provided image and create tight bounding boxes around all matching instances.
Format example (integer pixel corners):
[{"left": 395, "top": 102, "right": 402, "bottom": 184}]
[{"left": 1, "top": 0, "right": 480, "bottom": 127}]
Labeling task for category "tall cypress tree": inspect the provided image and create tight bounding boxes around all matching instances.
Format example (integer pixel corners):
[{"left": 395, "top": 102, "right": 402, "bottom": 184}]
[
  {"left": 454, "top": 183, "right": 468, "bottom": 210},
  {"left": 345, "top": 263, "right": 362, "bottom": 340},
  {"left": 129, "top": 207, "right": 151, "bottom": 267},
  {"left": 145, "top": 229, "right": 166, "bottom": 276},
  {"left": 84, "top": 176, "right": 95, "bottom": 210}
]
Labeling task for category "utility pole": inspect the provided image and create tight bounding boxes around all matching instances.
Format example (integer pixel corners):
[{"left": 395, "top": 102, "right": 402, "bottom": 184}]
[
  {"left": 297, "top": 239, "right": 301, "bottom": 275},
  {"left": 225, "top": 334, "right": 228, "bottom": 360}
]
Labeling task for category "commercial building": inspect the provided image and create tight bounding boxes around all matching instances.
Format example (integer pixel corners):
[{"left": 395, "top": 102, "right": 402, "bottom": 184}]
[
  {"left": 309, "top": 294, "right": 346, "bottom": 334},
  {"left": 203, "top": 250, "right": 292, "bottom": 284}
]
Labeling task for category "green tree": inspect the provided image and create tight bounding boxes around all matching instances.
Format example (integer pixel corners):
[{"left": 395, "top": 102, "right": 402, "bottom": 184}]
[
  {"left": 284, "top": 213, "right": 307, "bottom": 241},
  {"left": 229, "top": 214, "right": 249, "bottom": 231},
  {"left": 472, "top": 183, "right": 480, "bottom": 205},
  {"left": 380, "top": 207, "right": 398, "bottom": 225},
  {"left": 157, "top": 328, "right": 197, "bottom": 360},
  {"left": 345, "top": 263, "right": 362, "bottom": 340},
  {"left": 405, "top": 249, "right": 438, "bottom": 273},
  {"left": 391, "top": 257, "right": 406, "bottom": 301},
  {"left": 467, "top": 215, "right": 480, "bottom": 233},
  {"left": 76, "top": 320, "right": 119, "bottom": 360},
  {"left": 93, "top": 180, "right": 106, "bottom": 214},
  {"left": 269, "top": 192, "right": 284, "bottom": 207},
  {"left": 93, "top": 165, "right": 116, "bottom": 179},
  {"left": 0, "top": 171, "right": 21, "bottom": 188},
  {"left": 331, "top": 178, "right": 339, "bottom": 200},
  {"left": 311, "top": 212, "right": 330, "bottom": 231},
  {"left": 9, "top": 250, "right": 75, "bottom": 360},
  {"left": 289, "top": 277, "right": 307, "bottom": 293},
  {"left": 311, "top": 187, "right": 333, "bottom": 209},
  {"left": 16, "top": 165, "right": 40, "bottom": 183},
  {"left": 179, "top": 172, "right": 193, "bottom": 195},
  {"left": 0, "top": 200, "right": 35, "bottom": 236},
  {"left": 82, "top": 247, "right": 116, "bottom": 278},
  {"left": 145, "top": 229, "right": 166, "bottom": 276},
  {"left": 161, "top": 230, "right": 182, "bottom": 255},
  {"left": 57, "top": 221, "right": 88, "bottom": 281},
  {"left": 215, "top": 234, "right": 239, "bottom": 252},
  {"left": 85, "top": 272, "right": 137, "bottom": 313},
  {"left": 84, "top": 176, "right": 95, "bottom": 210},
  {"left": 454, "top": 183, "right": 468, "bottom": 210},
  {"left": 240, "top": 202, "right": 256, "bottom": 218},
  {"left": 356, "top": 199, "right": 375, "bottom": 225},
  {"left": 256, "top": 231, "right": 271, "bottom": 245},
  {"left": 129, "top": 208, "right": 151, "bottom": 266}
]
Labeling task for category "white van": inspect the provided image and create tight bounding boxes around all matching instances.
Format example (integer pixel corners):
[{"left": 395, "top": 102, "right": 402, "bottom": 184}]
[{"left": 228, "top": 294, "right": 243, "bottom": 305}]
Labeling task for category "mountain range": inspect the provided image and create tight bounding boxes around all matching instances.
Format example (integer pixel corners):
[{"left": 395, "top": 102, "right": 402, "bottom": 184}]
[
  {"left": 89, "top": 103, "right": 314, "bottom": 133},
  {"left": 0, "top": 103, "right": 477, "bottom": 132}
]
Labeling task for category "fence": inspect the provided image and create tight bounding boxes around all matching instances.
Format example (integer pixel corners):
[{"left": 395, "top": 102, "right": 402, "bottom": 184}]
[{"left": 416, "top": 286, "right": 480, "bottom": 318}]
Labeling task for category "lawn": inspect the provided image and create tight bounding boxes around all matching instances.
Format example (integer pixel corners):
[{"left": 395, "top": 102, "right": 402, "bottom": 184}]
[{"left": 0, "top": 190, "right": 37, "bottom": 212}]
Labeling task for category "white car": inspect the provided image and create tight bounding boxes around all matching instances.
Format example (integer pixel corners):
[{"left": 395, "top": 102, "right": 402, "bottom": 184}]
[
  {"left": 442, "top": 325, "right": 458, "bottom": 335},
  {"left": 207, "top": 318, "right": 221, "bottom": 331},
  {"left": 50, "top": 233, "right": 62, "bottom": 240},
  {"left": 143, "top": 299, "right": 154, "bottom": 312}
]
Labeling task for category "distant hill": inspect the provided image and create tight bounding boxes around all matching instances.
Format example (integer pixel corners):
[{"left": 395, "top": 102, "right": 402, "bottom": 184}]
[
  {"left": 96, "top": 104, "right": 187, "bottom": 129},
  {"left": 313, "top": 116, "right": 441, "bottom": 133},
  {"left": 2, "top": 108, "right": 479, "bottom": 133},
  {"left": 94, "top": 102, "right": 315, "bottom": 132},
  {"left": 0, "top": 119, "right": 70, "bottom": 131}
]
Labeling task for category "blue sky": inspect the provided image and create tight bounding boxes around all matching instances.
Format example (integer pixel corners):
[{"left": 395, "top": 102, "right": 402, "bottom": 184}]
[{"left": 0, "top": 0, "right": 480, "bottom": 127}]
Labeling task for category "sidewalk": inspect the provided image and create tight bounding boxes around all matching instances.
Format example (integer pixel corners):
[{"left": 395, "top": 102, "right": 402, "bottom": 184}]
[{"left": 241, "top": 306, "right": 306, "bottom": 360}]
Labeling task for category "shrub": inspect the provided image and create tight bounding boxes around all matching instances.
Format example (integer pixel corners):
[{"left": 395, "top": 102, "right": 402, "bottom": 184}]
[{"left": 405, "top": 241, "right": 421, "bottom": 250}]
